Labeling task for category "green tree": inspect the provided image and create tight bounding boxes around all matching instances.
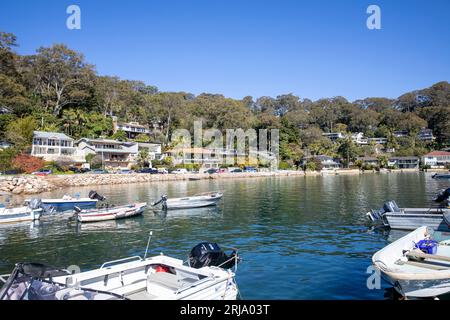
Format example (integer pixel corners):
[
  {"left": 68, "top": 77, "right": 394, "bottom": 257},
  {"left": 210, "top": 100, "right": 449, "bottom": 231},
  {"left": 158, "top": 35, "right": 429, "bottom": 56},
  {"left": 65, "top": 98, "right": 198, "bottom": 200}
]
[
  {"left": 5, "top": 116, "right": 37, "bottom": 151},
  {"left": 337, "top": 138, "right": 360, "bottom": 168}
]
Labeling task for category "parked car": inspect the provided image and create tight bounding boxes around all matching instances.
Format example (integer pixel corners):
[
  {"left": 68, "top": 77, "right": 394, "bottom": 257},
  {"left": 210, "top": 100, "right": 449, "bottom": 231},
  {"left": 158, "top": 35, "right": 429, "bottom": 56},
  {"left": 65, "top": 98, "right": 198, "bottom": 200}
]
[
  {"left": 205, "top": 168, "right": 219, "bottom": 174},
  {"left": 157, "top": 168, "right": 169, "bottom": 174},
  {"left": 68, "top": 167, "right": 81, "bottom": 173},
  {"left": 91, "top": 169, "right": 108, "bottom": 174},
  {"left": 80, "top": 168, "right": 91, "bottom": 173},
  {"left": 117, "top": 169, "right": 134, "bottom": 174},
  {"left": 0, "top": 169, "right": 20, "bottom": 175},
  {"left": 172, "top": 168, "right": 188, "bottom": 174},
  {"left": 230, "top": 168, "right": 243, "bottom": 173},
  {"left": 32, "top": 169, "right": 52, "bottom": 176},
  {"left": 244, "top": 166, "right": 257, "bottom": 173},
  {"left": 218, "top": 168, "right": 227, "bottom": 173},
  {"left": 137, "top": 168, "right": 158, "bottom": 174}
]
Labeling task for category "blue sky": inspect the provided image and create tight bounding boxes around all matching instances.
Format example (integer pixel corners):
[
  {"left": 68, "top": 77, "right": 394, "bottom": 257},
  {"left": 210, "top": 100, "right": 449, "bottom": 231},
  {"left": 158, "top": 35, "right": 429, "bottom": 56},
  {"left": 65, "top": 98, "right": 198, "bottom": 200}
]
[{"left": 0, "top": 0, "right": 449, "bottom": 101}]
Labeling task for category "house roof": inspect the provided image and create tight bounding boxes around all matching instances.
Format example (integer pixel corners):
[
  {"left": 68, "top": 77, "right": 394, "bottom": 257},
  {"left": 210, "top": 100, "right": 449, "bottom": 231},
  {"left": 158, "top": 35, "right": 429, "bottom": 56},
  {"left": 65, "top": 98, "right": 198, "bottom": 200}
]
[
  {"left": 33, "top": 131, "right": 73, "bottom": 141},
  {"left": 166, "top": 147, "right": 212, "bottom": 154},
  {"left": 78, "top": 138, "right": 135, "bottom": 146},
  {"left": 424, "top": 151, "right": 450, "bottom": 157},
  {"left": 389, "top": 156, "right": 419, "bottom": 160}
]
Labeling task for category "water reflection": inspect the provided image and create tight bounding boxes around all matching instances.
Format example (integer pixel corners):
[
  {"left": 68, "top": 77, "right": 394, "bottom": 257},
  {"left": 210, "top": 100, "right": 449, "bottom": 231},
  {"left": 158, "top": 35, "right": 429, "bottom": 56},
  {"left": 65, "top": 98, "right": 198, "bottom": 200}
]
[{"left": 0, "top": 172, "right": 447, "bottom": 299}]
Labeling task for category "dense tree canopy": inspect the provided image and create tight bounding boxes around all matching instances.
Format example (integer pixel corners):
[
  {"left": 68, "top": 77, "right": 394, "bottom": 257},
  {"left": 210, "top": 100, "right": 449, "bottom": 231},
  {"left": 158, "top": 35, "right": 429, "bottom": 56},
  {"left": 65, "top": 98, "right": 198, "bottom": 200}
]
[{"left": 0, "top": 31, "right": 449, "bottom": 169}]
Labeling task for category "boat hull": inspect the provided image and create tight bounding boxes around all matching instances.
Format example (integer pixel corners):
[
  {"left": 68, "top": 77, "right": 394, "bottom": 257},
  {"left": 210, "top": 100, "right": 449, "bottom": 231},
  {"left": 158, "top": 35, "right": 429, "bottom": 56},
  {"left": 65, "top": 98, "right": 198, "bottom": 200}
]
[
  {"left": 164, "top": 193, "right": 223, "bottom": 210},
  {"left": 384, "top": 212, "right": 450, "bottom": 231},
  {"left": 77, "top": 203, "right": 147, "bottom": 223},
  {"left": 41, "top": 199, "right": 97, "bottom": 211},
  {"left": 0, "top": 208, "right": 42, "bottom": 224}
]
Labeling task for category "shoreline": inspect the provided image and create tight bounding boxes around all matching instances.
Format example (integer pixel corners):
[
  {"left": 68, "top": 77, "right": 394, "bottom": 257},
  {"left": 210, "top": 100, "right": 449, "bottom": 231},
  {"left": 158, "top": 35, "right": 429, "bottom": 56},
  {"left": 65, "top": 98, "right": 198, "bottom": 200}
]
[{"left": 0, "top": 168, "right": 446, "bottom": 196}]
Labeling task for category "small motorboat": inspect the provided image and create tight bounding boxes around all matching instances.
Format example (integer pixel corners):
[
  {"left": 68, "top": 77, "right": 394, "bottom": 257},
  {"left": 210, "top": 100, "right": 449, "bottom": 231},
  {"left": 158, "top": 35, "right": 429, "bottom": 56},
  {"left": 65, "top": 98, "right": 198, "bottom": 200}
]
[
  {"left": 0, "top": 242, "right": 240, "bottom": 300},
  {"left": 367, "top": 188, "right": 450, "bottom": 231},
  {"left": 0, "top": 199, "right": 43, "bottom": 224},
  {"left": 432, "top": 173, "right": 450, "bottom": 179},
  {"left": 74, "top": 202, "right": 147, "bottom": 223},
  {"left": 372, "top": 226, "right": 450, "bottom": 299},
  {"left": 26, "top": 191, "right": 105, "bottom": 212},
  {"left": 152, "top": 192, "right": 223, "bottom": 210}
]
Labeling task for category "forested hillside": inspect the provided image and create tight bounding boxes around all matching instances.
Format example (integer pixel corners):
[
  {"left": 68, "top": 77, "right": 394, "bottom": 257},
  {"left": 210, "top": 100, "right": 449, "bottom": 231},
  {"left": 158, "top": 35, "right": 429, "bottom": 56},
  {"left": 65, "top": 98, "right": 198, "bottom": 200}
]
[{"left": 0, "top": 31, "right": 449, "bottom": 169}]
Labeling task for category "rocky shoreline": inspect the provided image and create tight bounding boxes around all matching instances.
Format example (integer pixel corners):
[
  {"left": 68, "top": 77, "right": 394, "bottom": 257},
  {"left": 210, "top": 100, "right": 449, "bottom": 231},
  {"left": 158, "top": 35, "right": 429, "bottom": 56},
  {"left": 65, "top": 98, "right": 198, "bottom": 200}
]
[{"left": 0, "top": 168, "right": 442, "bottom": 195}]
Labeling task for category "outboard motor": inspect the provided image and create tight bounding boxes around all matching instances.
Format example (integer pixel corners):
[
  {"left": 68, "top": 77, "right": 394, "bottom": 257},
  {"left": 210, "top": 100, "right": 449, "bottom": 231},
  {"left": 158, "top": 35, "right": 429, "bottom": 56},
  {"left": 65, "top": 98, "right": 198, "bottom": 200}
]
[
  {"left": 189, "top": 242, "right": 239, "bottom": 269},
  {"left": 27, "top": 198, "right": 42, "bottom": 210},
  {"left": 152, "top": 195, "right": 168, "bottom": 209},
  {"left": 383, "top": 200, "right": 400, "bottom": 213},
  {"left": 434, "top": 188, "right": 450, "bottom": 204},
  {"left": 88, "top": 190, "right": 106, "bottom": 201}
]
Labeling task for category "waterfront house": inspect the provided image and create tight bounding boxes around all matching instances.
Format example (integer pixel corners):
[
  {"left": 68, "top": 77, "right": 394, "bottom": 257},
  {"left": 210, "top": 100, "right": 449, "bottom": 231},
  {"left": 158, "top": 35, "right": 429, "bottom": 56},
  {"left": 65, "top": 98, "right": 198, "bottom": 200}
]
[
  {"left": 300, "top": 155, "right": 342, "bottom": 170},
  {"left": 31, "top": 131, "right": 85, "bottom": 163},
  {"left": 322, "top": 132, "right": 344, "bottom": 142},
  {"left": 77, "top": 138, "right": 137, "bottom": 170},
  {"left": 388, "top": 156, "right": 420, "bottom": 169},
  {"left": 112, "top": 116, "right": 151, "bottom": 139},
  {"left": 422, "top": 151, "right": 450, "bottom": 168},
  {"left": 166, "top": 147, "right": 221, "bottom": 169}
]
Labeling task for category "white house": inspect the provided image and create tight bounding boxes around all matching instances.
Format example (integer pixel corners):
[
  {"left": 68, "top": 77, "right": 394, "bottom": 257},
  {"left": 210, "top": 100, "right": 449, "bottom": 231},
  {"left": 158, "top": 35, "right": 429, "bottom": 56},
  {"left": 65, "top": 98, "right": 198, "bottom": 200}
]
[
  {"left": 112, "top": 116, "right": 151, "bottom": 139},
  {"left": 31, "top": 131, "right": 85, "bottom": 163},
  {"left": 422, "top": 151, "right": 450, "bottom": 168},
  {"left": 76, "top": 138, "right": 161, "bottom": 170},
  {"left": 388, "top": 157, "right": 420, "bottom": 169}
]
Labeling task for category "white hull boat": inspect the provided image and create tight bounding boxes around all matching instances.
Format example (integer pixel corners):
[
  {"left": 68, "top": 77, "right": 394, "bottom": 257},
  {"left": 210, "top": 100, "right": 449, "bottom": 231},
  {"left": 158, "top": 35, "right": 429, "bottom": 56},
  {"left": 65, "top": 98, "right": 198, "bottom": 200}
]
[
  {"left": 152, "top": 192, "right": 223, "bottom": 210},
  {"left": 0, "top": 199, "right": 43, "bottom": 224},
  {"left": 367, "top": 189, "right": 450, "bottom": 231},
  {"left": 0, "top": 206, "right": 42, "bottom": 224},
  {"left": 75, "top": 203, "right": 147, "bottom": 223},
  {"left": 0, "top": 242, "right": 240, "bottom": 300},
  {"left": 372, "top": 226, "right": 450, "bottom": 298}
]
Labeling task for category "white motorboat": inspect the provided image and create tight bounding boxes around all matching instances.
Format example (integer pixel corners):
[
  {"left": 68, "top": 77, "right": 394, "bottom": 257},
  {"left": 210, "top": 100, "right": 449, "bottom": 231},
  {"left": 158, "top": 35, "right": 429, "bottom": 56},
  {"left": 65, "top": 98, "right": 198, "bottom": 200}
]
[
  {"left": 367, "top": 188, "right": 450, "bottom": 231},
  {"left": 0, "top": 242, "right": 240, "bottom": 300},
  {"left": 0, "top": 199, "right": 43, "bottom": 224},
  {"left": 75, "top": 203, "right": 147, "bottom": 223},
  {"left": 372, "top": 226, "right": 450, "bottom": 298},
  {"left": 152, "top": 192, "right": 223, "bottom": 210}
]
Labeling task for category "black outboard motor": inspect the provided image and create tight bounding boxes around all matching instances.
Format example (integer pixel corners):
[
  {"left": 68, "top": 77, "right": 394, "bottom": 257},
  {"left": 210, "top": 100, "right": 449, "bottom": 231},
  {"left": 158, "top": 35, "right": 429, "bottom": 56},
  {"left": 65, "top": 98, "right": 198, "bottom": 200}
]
[
  {"left": 88, "top": 190, "right": 106, "bottom": 201},
  {"left": 189, "top": 242, "right": 239, "bottom": 269},
  {"left": 434, "top": 188, "right": 450, "bottom": 204},
  {"left": 383, "top": 200, "right": 400, "bottom": 213}
]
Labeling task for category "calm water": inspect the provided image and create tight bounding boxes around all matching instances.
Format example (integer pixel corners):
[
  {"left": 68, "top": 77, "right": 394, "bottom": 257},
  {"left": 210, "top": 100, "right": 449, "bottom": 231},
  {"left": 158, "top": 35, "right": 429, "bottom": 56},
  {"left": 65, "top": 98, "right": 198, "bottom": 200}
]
[{"left": 0, "top": 172, "right": 449, "bottom": 299}]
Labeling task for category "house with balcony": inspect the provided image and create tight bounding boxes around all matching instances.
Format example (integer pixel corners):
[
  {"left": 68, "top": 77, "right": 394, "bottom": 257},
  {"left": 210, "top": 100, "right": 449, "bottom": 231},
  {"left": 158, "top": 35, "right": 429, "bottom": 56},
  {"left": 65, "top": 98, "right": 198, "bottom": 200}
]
[
  {"left": 418, "top": 128, "right": 435, "bottom": 142},
  {"left": 165, "top": 147, "right": 221, "bottom": 169},
  {"left": 388, "top": 156, "right": 420, "bottom": 169},
  {"left": 422, "top": 151, "right": 450, "bottom": 168},
  {"left": 31, "top": 131, "right": 85, "bottom": 163},
  {"left": 76, "top": 138, "right": 139, "bottom": 170},
  {"left": 112, "top": 116, "right": 151, "bottom": 139},
  {"left": 300, "top": 155, "right": 342, "bottom": 170}
]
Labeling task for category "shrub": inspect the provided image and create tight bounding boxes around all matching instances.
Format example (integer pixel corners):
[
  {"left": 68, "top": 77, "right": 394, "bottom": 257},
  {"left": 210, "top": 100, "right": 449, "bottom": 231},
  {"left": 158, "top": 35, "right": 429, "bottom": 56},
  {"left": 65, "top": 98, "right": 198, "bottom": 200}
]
[
  {"left": 12, "top": 154, "right": 45, "bottom": 174},
  {"left": 278, "top": 161, "right": 291, "bottom": 170}
]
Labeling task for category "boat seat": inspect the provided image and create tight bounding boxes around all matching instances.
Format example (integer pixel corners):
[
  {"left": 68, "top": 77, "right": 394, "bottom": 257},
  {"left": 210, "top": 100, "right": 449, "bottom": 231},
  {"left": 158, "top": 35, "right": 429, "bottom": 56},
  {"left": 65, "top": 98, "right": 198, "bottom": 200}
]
[
  {"left": 147, "top": 272, "right": 180, "bottom": 291},
  {"left": 110, "top": 279, "right": 147, "bottom": 296}
]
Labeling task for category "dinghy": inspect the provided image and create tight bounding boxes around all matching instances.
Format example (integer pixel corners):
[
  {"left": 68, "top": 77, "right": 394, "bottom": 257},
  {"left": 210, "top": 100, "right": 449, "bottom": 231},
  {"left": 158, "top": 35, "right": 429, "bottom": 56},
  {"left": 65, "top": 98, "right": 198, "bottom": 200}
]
[
  {"left": 152, "top": 192, "right": 223, "bottom": 210},
  {"left": 25, "top": 191, "right": 105, "bottom": 212},
  {"left": 432, "top": 173, "right": 450, "bottom": 179},
  {"left": 372, "top": 226, "right": 450, "bottom": 299},
  {"left": 367, "top": 188, "right": 450, "bottom": 231},
  {"left": 0, "top": 199, "right": 43, "bottom": 224},
  {"left": 74, "top": 202, "right": 147, "bottom": 223},
  {"left": 0, "top": 242, "right": 240, "bottom": 300}
]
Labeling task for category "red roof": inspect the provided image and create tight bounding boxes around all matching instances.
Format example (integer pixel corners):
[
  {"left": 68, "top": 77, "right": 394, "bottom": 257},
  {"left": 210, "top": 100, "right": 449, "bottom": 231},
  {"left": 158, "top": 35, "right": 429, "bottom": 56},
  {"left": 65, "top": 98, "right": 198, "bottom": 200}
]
[{"left": 425, "top": 151, "right": 450, "bottom": 156}]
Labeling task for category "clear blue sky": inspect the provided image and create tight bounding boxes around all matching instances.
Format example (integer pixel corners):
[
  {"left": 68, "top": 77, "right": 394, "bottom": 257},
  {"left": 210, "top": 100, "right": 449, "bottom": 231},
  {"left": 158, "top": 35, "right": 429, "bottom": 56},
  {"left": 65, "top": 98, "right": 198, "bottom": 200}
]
[{"left": 0, "top": 0, "right": 449, "bottom": 101}]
